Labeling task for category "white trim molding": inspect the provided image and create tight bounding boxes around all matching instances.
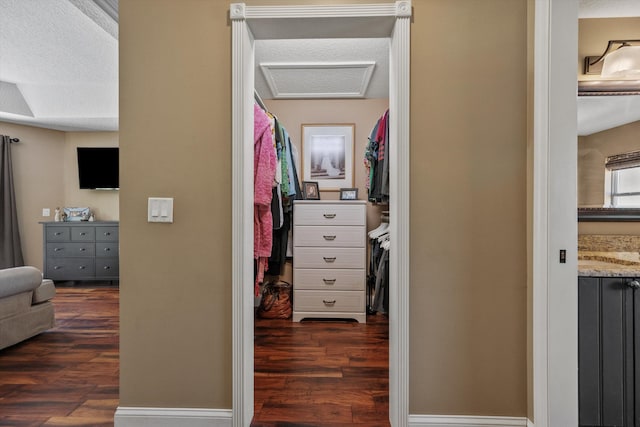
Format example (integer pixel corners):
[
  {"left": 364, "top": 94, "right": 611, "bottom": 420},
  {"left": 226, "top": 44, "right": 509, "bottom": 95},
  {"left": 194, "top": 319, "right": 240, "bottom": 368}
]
[
  {"left": 231, "top": 2, "right": 411, "bottom": 427},
  {"left": 408, "top": 414, "right": 530, "bottom": 427},
  {"left": 114, "top": 407, "right": 232, "bottom": 427},
  {"left": 259, "top": 61, "right": 376, "bottom": 99}
]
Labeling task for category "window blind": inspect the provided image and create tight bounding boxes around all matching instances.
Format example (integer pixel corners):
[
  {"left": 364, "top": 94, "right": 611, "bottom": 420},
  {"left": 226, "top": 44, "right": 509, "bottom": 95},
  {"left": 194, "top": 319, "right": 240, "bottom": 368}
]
[{"left": 606, "top": 150, "right": 640, "bottom": 170}]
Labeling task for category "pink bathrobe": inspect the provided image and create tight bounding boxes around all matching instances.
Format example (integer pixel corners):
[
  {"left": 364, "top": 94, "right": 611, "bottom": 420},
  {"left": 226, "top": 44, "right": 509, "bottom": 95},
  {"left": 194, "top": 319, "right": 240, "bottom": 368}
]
[{"left": 254, "top": 104, "right": 277, "bottom": 292}]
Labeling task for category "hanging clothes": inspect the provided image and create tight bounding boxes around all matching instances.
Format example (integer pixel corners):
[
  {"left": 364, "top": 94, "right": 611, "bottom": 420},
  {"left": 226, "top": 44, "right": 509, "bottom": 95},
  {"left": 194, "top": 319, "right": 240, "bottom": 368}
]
[
  {"left": 253, "top": 103, "right": 304, "bottom": 282},
  {"left": 254, "top": 103, "right": 277, "bottom": 294},
  {"left": 364, "top": 110, "right": 390, "bottom": 203}
]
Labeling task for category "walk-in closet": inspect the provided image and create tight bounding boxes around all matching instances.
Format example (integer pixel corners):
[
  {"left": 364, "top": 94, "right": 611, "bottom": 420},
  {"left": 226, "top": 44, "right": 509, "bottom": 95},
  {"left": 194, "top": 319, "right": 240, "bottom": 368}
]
[{"left": 251, "top": 41, "right": 392, "bottom": 425}]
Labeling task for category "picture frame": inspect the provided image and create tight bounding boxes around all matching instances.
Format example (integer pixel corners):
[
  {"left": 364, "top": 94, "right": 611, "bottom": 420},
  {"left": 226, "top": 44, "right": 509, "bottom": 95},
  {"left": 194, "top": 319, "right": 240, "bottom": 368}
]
[
  {"left": 301, "top": 123, "right": 355, "bottom": 191},
  {"left": 302, "top": 181, "right": 320, "bottom": 200},
  {"left": 339, "top": 188, "right": 359, "bottom": 200},
  {"left": 63, "top": 207, "right": 90, "bottom": 221}
]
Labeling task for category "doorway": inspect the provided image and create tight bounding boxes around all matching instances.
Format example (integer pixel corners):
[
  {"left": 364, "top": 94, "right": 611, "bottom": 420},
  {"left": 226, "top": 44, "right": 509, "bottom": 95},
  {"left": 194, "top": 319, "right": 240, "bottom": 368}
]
[{"left": 230, "top": 2, "right": 411, "bottom": 426}]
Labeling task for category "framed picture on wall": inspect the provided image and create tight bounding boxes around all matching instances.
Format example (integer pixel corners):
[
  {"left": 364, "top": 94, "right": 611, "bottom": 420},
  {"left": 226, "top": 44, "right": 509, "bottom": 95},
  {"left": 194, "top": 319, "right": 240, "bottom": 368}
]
[{"left": 301, "top": 124, "right": 355, "bottom": 191}]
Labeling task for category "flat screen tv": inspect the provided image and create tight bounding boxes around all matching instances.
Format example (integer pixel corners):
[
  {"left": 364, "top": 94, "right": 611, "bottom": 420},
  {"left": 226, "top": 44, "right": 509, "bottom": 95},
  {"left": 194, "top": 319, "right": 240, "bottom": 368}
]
[{"left": 77, "top": 147, "right": 119, "bottom": 190}]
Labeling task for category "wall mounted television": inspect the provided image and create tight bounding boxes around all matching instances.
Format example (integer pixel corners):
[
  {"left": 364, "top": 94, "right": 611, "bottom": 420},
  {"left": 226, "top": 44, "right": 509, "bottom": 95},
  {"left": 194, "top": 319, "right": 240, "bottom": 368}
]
[{"left": 77, "top": 147, "right": 119, "bottom": 190}]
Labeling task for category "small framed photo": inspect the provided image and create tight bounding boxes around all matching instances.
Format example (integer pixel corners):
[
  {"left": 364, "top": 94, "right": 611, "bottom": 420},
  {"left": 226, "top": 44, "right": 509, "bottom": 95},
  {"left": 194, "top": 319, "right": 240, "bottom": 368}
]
[
  {"left": 302, "top": 181, "right": 320, "bottom": 200},
  {"left": 339, "top": 188, "right": 359, "bottom": 200}
]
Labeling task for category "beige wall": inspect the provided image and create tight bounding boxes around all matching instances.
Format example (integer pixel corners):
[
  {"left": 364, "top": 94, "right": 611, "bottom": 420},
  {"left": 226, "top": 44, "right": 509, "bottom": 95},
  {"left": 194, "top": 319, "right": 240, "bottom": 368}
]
[
  {"left": 0, "top": 122, "right": 119, "bottom": 270},
  {"left": 410, "top": 0, "right": 527, "bottom": 415},
  {"left": 119, "top": 0, "right": 528, "bottom": 417}
]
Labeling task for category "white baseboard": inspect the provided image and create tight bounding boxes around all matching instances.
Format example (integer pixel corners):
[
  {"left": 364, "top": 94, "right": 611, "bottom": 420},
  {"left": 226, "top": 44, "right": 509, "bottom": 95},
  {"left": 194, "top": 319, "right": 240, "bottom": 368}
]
[
  {"left": 114, "top": 407, "right": 232, "bottom": 427},
  {"left": 409, "top": 414, "right": 531, "bottom": 427}
]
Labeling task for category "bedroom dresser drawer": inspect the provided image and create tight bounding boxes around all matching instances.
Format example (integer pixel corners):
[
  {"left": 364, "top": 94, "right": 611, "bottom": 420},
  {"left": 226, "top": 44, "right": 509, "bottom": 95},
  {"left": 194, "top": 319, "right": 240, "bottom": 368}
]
[
  {"left": 294, "top": 202, "right": 366, "bottom": 226},
  {"left": 293, "top": 290, "right": 365, "bottom": 313},
  {"left": 294, "top": 247, "right": 365, "bottom": 269},
  {"left": 293, "top": 269, "right": 365, "bottom": 291},
  {"left": 293, "top": 225, "right": 365, "bottom": 247}
]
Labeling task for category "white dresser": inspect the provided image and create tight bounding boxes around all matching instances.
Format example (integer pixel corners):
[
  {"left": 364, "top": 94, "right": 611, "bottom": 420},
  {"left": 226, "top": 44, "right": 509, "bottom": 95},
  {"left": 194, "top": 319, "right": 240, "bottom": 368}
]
[{"left": 293, "top": 200, "right": 367, "bottom": 323}]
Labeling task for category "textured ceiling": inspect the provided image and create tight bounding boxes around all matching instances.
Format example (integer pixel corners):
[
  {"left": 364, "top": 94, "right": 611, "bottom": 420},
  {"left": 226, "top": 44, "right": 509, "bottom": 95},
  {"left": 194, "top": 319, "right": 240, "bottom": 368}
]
[
  {"left": 579, "top": 0, "right": 640, "bottom": 18},
  {"left": 0, "top": 0, "right": 118, "bottom": 131}
]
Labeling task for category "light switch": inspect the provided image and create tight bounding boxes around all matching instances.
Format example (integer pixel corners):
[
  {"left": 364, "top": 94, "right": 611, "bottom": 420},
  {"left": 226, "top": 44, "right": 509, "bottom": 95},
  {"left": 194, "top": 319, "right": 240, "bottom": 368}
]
[
  {"left": 148, "top": 197, "right": 173, "bottom": 223},
  {"left": 42, "top": 208, "right": 50, "bottom": 217}
]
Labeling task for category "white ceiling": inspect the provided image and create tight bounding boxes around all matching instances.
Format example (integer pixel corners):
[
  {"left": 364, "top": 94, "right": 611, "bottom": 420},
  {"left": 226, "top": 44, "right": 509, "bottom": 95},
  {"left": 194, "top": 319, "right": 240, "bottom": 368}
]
[
  {"left": 0, "top": 1, "right": 639, "bottom": 134},
  {"left": 0, "top": 0, "right": 118, "bottom": 131}
]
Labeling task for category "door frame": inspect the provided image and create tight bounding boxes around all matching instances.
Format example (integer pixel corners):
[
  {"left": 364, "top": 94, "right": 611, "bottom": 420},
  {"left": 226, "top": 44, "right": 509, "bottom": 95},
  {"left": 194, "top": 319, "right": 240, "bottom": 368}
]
[
  {"left": 532, "top": 0, "right": 578, "bottom": 426},
  {"left": 230, "top": 1, "right": 411, "bottom": 426}
]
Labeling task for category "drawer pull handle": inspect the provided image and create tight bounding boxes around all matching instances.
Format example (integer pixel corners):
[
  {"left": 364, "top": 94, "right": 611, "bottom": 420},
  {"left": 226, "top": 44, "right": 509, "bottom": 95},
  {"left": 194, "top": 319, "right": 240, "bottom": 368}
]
[
  {"left": 54, "top": 247, "right": 63, "bottom": 252},
  {"left": 323, "top": 214, "right": 336, "bottom": 219},
  {"left": 323, "top": 235, "right": 336, "bottom": 241},
  {"left": 323, "top": 300, "right": 336, "bottom": 305},
  {"left": 80, "top": 232, "right": 86, "bottom": 236},
  {"left": 323, "top": 257, "right": 336, "bottom": 263},
  {"left": 627, "top": 280, "right": 640, "bottom": 289},
  {"left": 104, "top": 232, "right": 111, "bottom": 236},
  {"left": 78, "top": 266, "right": 85, "bottom": 270},
  {"left": 104, "top": 247, "right": 111, "bottom": 251},
  {"left": 103, "top": 266, "right": 111, "bottom": 270},
  {"left": 323, "top": 278, "right": 336, "bottom": 285},
  {"left": 79, "top": 248, "right": 86, "bottom": 252},
  {"left": 53, "top": 266, "right": 61, "bottom": 270},
  {"left": 54, "top": 232, "right": 63, "bottom": 236}
]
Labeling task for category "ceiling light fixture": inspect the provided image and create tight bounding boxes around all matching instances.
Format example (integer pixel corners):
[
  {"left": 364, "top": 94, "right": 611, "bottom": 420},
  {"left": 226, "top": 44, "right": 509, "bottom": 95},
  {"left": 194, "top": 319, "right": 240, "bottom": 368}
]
[{"left": 584, "top": 39, "right": 640, "bottom": 77}]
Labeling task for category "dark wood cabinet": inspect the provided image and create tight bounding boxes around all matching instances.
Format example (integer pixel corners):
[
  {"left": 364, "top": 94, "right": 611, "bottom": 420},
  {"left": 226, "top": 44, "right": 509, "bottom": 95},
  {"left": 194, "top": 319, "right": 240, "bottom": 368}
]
[{"left": 579, "top": 277, "right": 640, "bottom": 427}]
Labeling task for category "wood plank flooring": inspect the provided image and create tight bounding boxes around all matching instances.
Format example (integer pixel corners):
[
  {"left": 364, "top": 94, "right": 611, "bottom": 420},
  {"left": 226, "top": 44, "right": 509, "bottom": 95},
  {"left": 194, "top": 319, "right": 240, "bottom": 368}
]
[
  {"left": 0, "top": 287, "right": 389, "bottom": 426},
  {"left": 0, "top": 287, "right": 119, "bottom": 426},
  {"left": 253, "top": 314, "right": 390, "bottom": 426}
]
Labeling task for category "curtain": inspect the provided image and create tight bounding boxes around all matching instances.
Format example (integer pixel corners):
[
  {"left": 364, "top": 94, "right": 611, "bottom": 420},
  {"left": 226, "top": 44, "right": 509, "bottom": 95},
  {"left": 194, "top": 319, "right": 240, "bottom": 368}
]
[{"left": 0, "top": 135, "right": 24, "bottom": 268}]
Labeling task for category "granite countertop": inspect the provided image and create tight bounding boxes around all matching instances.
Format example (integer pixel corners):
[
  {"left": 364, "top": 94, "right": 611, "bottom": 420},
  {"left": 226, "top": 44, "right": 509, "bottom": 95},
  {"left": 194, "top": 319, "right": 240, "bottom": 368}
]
[{"left": 578, "top": 251, "right": 640, "bottom": 277}]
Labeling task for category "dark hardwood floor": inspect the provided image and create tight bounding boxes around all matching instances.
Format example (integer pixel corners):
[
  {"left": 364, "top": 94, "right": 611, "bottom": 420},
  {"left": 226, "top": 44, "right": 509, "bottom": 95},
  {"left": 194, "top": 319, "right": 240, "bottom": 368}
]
[
  {"left": 0, "top": 287, "right": 389, "bottom": 426},
  {"left": 253, "top": 314, "right": 390, "bottom": 427},
  {"left": 0, "top": 287, "right": 119, "bottom": 426}
]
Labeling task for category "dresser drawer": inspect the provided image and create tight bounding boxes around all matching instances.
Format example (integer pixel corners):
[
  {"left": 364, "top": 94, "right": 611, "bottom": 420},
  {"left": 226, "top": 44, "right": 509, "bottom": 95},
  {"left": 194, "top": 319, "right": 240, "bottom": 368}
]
[
  {"left": 46, "top": 258, "right": 96, "bottom": 280},
  {"left": 294, "top": 247, "right": 365, "bottom": 269},
  {"left": 294, "top": 290, "right": 365, "bottom": 312},
  {"left": 96, "top": 258, "right": 119, "bottom": 277},
  {"left": 96, "top": 242, "right": 119, "bottom": 257},
  {"left": 294, "top": 268, "right": 364, "bottom": 291},
  {"left": 294, "top": 225, "right": 365, "bottom": 247},
  {"left": 71, "top": 227, "right": 95, "bottom": 241},
  {"left": 96, "top": 226, "right": 119, "bottom": 242},
  {"left": 294, "top": 203, "right": 365, "bottom": 226},
  {"left": 47, "top": 243, "right": 95, "bottom": 258},
  {"left": 46, "top": 227, "right": 70, "bottom": 242}
]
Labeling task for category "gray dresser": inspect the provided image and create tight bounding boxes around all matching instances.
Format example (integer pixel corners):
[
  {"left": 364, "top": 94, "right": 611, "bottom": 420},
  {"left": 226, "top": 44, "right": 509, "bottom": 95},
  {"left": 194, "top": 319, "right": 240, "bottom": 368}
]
[
  {"left": 293, "top": 200, "right": 366, "bottom": 323},
  {"left": 41, "top": 221, "right": 119, "bottom": 281}
]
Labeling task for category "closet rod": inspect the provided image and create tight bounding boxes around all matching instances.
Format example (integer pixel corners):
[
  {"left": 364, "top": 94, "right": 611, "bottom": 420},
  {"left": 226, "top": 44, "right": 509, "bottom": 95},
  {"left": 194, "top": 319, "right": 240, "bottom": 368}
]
[{"left": 254, "top": 90, "right": 267, "bottom": 111}]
